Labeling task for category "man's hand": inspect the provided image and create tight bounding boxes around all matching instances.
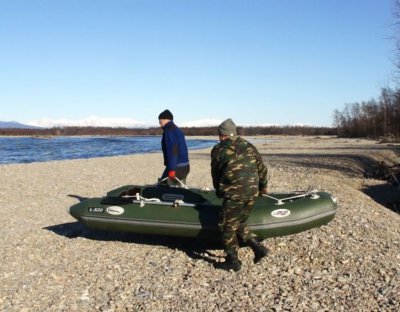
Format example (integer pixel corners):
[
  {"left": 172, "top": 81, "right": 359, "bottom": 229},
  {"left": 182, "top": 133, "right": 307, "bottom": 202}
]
[
  {"left": 168, "top": 170, "right": 176, "bottom": 180},
  {"left": 259, "top": 187, "right": 267, "bottom": 195}
]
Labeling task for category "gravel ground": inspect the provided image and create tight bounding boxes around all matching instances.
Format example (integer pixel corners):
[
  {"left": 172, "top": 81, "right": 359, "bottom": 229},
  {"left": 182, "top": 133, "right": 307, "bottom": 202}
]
[{"left": 1, "top": 136, "right": 399, "bottom": 311}]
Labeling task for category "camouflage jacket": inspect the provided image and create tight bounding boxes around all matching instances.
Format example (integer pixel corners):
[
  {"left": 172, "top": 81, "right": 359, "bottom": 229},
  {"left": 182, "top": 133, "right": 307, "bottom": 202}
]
[{"left": 211, "top": 137, "right": 268, "bottom": 200}]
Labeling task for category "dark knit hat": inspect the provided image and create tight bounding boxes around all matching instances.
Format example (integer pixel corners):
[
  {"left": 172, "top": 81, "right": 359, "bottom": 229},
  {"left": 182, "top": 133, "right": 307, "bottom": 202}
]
[
  {"left": 158, "top": 109, "right": 173, "bottom": 120},
  {"left": 218, "top": 118, "right": 237, "bottom": 137}
]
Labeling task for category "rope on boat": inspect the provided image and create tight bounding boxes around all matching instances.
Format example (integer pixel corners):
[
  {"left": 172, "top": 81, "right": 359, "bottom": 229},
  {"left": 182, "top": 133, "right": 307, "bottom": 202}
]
[
  {"left": 121, "top": 194, "right": 161, "bottom": 202},
  {"left": 135, "top": 193, "right": 161, "bottom": 207},
  {"left": 262, "top": 189, "right": 320, "bottom": 205},
  {"left": 122, "top": 193, "right": 187, "bottom": 207},
  {"left": 121, "top": 193, "right": 161, "bottom": 207}
]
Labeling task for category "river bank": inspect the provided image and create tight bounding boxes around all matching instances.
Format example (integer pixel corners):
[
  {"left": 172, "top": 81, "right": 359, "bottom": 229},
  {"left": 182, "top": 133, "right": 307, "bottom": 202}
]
[{"left": 1, "top": 136, "right": 399, "bottom": 311}]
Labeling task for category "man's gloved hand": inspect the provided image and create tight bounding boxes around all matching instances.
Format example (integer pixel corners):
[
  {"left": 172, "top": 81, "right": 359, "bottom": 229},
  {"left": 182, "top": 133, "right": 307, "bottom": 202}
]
[{"left": 168, "top": 170, "right": 176, "bottom": 180}]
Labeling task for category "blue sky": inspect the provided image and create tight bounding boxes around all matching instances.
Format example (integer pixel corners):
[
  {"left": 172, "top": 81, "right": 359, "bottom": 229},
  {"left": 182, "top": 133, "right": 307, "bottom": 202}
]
[{"left": 0, "top": 0, "right": 397, "bottom": 127}]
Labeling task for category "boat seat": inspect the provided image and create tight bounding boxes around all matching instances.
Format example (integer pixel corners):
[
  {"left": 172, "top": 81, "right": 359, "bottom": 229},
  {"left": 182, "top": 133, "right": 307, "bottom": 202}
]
[{"left": 142, "top": 186, "right": 208, "bottom": 205}]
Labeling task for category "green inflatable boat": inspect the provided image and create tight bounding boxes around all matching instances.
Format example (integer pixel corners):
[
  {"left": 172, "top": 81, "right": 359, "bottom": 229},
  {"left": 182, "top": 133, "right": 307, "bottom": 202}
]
[{"left": 69, "top": 184, "right": 337, "bottom": 239}]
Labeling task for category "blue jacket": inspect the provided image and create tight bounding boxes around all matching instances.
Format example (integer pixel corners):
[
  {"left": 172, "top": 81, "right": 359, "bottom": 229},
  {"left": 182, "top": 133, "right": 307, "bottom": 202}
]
[{"left": 161, "top": 121, "right": 189, "bottom": 171}]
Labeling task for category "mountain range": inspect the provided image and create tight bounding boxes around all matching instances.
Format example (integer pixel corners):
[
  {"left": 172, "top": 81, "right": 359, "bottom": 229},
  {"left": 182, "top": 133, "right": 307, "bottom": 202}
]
[
  {"left": 0, "top": 117, "right": 285, "bottom": 129},
  {"left": 0, "top": 117, "right": 224, "bottom": 129},
  {"left": 0, "top": 121, "right": 41, "bottom": 129}
]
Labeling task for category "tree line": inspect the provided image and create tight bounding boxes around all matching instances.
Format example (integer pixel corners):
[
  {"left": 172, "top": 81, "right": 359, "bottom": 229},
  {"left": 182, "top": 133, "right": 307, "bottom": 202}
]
[
  {"left": 332, "top": 87, "right": 400, "bottom": 142},
  {"left": 0, "top": 125, "right": 337, "bottom": 137}
]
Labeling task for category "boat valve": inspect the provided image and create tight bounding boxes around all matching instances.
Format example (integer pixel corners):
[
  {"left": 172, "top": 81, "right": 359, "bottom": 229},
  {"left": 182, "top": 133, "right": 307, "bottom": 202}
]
[{"left": 172, "top": 199, "right": 184, "bottom": 207}]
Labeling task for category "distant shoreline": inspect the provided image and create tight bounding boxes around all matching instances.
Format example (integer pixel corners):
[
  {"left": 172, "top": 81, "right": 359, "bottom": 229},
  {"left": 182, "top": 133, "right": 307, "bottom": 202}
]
[{"left": 0, "top": 125, "right": 338, "bottom": 137}]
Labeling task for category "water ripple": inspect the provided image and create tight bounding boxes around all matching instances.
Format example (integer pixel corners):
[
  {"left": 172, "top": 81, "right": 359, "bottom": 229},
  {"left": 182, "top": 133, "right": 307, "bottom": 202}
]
[{"left": 0, "top": 136, "right": 217, "bottom": 165}]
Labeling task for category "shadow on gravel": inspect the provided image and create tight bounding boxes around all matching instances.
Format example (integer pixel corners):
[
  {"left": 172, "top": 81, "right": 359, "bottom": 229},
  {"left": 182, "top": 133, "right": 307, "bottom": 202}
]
[
  {"left": 43, "top": 222, "right": 225, "bottom": 268},
  {"left": 267, "top": 153, "right": 391, "bottom": 177},
  {"left": 266, "top": 150, "right": 400, "bottom": 214},
  {"left": 363, "top": 184, "right": 400, "bottom": 214}
]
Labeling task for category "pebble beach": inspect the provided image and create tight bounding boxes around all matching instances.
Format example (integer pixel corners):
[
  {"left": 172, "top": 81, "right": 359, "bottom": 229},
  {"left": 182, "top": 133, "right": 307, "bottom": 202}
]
[{"left": 1, "top": 136, "right": 399, "bottom": 311}]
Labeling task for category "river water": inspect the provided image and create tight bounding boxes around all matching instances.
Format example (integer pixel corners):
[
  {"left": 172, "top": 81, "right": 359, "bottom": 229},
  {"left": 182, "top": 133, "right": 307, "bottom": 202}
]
[{"left": 0, "top": 136, "right": 217, "bottom": 165}]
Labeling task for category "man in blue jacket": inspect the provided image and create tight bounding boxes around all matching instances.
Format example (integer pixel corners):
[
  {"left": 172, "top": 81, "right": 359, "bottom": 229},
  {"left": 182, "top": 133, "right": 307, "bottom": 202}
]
[{"left": 158, "top": 109, "right": 190, "bottom": 186}]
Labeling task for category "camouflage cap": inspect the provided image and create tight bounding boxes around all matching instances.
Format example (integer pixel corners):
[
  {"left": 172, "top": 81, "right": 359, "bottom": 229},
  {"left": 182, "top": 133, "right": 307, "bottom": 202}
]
[{"left": 218, "top": 118, "right": 237, "bottom": 137}]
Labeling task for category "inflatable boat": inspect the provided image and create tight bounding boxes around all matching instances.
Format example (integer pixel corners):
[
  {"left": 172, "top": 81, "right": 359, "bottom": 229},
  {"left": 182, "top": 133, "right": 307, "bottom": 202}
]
[{"left": 68, "top": 184, "right": 337, "bottom": 239}]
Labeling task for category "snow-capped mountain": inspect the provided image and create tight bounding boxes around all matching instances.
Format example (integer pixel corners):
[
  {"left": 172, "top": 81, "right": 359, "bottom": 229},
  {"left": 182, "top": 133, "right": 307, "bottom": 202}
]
[
  {"left": 180, "top": 119, "right": 222, "bottom": 127},
  {"left": 25, "top": 117, "right": 225, "bottom": 128},
  {"left": 3, "top": 116, "right": 279, "bottom": 129},
  {"left": 25, "top": 116, "right": 150, "bottom": 128},
  {"left": 0, "top": 121, "right": 41, "bottom": 129}
]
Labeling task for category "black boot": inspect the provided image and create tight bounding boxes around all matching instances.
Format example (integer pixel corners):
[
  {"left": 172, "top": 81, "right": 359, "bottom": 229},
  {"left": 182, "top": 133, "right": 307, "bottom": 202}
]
[
  {"left": 221, "top": 250, "right": 242, "bottom": 272},
  {"left": 247, "top": 238, "right": 269, "bottom": 264}
]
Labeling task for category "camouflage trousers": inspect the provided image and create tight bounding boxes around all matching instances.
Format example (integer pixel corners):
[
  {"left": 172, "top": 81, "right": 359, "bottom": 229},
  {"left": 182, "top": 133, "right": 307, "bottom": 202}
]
[{"left": 219, "top": 198, "right": 256, "bottom": 254}]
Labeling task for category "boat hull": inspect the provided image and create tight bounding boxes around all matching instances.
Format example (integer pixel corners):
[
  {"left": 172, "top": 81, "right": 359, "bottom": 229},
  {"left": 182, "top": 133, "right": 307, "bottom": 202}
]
[{"left": 69, "top": 185, "right": 337, "bottom": 239}]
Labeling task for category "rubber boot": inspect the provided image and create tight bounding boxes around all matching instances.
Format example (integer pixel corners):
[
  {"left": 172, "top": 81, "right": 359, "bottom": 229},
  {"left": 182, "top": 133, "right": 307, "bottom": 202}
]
[
  {"left": 221, "top": 250, "right": 242, "bottom": 272},
  {"left": 247, "top": 238, "right": 269, "bottom": 264}
]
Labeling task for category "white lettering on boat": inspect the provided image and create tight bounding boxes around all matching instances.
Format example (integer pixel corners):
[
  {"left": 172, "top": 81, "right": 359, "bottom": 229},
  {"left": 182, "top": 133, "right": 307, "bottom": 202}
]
[
  {"left": 88, "top": 207, "right": 104, "bottom": 213},
  {"left": 106, "top": 206, "right": 125, "bottom": 215},
  {"left": 271, "top": 209, "right": 291, "bottom": 218}
]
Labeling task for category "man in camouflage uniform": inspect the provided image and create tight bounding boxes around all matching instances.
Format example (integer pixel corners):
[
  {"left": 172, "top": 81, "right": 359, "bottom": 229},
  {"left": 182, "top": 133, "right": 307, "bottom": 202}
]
[{"left": 211, "top": 118, "right": 269, "bottom": 271}]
